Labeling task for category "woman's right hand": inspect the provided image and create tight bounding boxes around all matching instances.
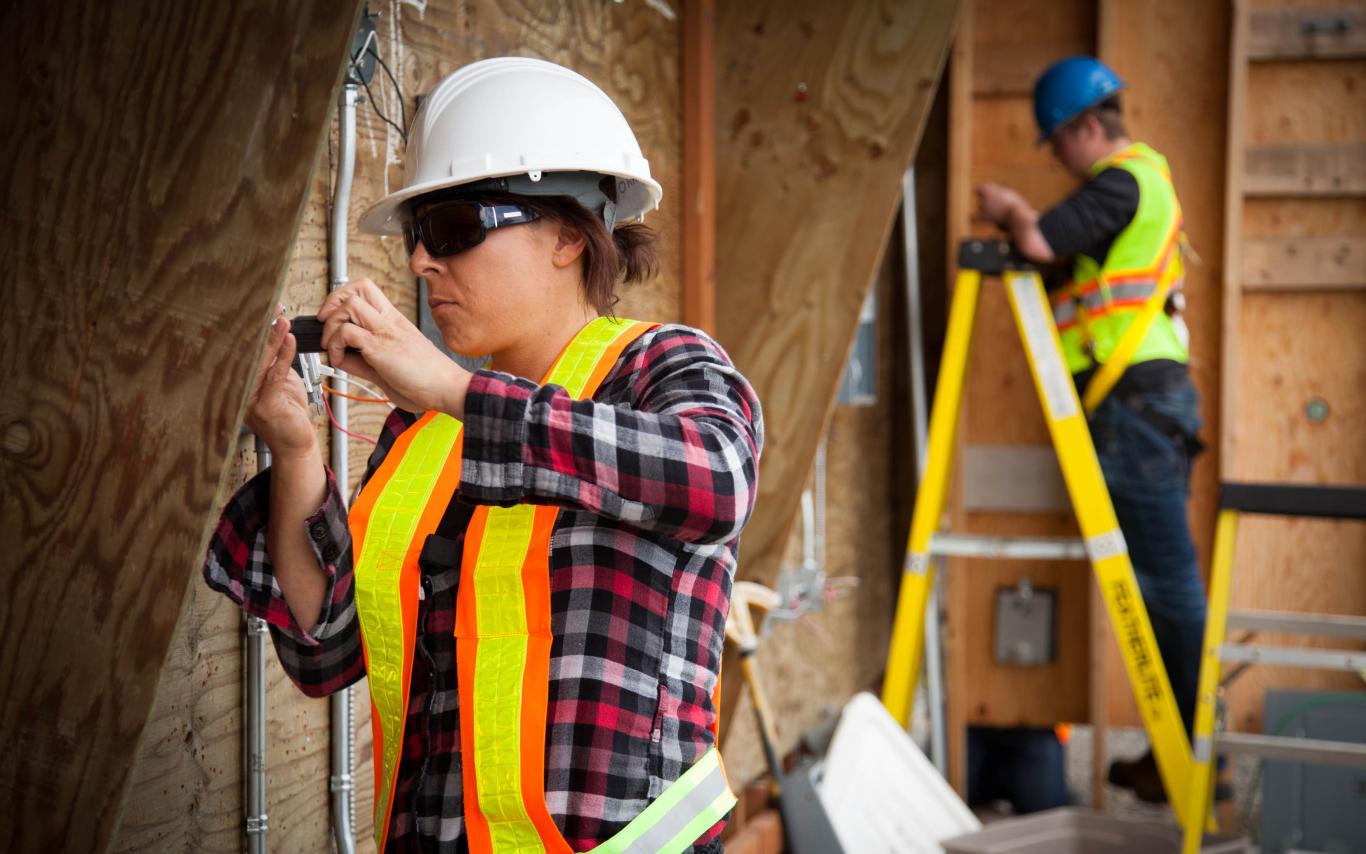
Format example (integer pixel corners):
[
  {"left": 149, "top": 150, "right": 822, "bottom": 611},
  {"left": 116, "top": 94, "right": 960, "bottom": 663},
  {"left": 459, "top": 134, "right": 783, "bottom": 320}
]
[{"left": 244, "top": 312, "right": 318, "bottom": 460}]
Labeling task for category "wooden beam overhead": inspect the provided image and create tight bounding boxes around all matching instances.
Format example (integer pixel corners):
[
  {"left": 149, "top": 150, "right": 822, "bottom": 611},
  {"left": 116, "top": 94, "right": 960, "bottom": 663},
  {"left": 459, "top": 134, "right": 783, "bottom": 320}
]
[
  {"left": 0, "top": 2, "right": 362, "bottom": 850},
  {"left": 683, "top": 0, "right": 717, "bottom": 334},
  {"left": 714, "top": 0, "right": 961, "bottom": 594},
  {"left": 1247, "top": 6, "right": 1366, "bottom": 61}
]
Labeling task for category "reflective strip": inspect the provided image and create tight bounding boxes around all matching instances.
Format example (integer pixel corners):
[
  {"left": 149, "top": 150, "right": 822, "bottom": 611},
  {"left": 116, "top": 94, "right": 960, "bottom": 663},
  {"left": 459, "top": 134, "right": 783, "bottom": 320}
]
[
  {"left": 1051, "top": 298, "right": 1077, "bottom": 328},
  {"left": 467, "top": 504, "right": 545, "bottom": 852},
  {"left": 1193, "top": 735, "right": 1213, "bottom": 764},
  {"left": 1085, "top": 529, "right": 1129, "bottom": 562},
  {"left": 461, "top": 317, "right": 658, "bottom": 854},
  {"left": 589, "top": 749, "right": 737, "bottom": 854},
  {"left": 350, "top": 411, "right": 465, "bottom": 850},
  {"left": 904, "top": 551, "right": 931, "bottom": 575}
]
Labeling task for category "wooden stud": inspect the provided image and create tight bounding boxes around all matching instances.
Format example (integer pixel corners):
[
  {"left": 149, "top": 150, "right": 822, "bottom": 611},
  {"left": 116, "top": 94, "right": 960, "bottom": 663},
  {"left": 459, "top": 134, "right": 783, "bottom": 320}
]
[
  {"left": 945, "top": 5, "right": 974, "bottom": 797},
  {"left": 1222, "top": 0, "right": 1250, "bottom": 478},
  {"left": 682, "top": 0, "right": 717, "bottom": 334}
]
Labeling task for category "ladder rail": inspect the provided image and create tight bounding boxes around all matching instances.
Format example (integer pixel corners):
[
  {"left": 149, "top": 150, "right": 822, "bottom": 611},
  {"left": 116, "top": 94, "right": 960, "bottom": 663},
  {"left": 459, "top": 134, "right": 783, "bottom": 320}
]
[
  {"left": 1226, "top": 609, "right": 1366, "bottom": 640},
  {"left": 883, "top": 242, "right": 1198, "bottom": 828}
]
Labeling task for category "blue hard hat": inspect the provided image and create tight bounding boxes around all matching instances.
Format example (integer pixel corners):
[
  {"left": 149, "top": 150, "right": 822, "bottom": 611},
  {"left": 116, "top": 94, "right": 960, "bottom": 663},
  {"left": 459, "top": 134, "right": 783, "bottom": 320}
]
[{"left": 1033, "top": 56, "right": 1125, "bottom": 141}]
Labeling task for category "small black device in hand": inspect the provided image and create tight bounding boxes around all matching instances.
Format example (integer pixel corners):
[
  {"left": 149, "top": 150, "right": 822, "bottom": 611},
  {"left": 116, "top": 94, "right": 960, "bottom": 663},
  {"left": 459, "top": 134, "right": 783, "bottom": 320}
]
[{"left": 290, "top": 315, "right": 359, "bottom": 355}]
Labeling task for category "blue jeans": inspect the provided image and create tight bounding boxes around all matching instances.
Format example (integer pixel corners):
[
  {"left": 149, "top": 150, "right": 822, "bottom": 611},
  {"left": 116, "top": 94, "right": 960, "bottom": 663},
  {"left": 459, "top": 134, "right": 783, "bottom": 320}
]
[{"left": 1089, "top": 377, "right": 1206, "bottom": 734}]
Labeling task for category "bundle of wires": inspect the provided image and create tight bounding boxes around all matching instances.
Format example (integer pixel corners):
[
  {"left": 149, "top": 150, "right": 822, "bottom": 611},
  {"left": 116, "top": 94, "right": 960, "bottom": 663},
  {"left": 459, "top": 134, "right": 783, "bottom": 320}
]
[{"left": 318, "top": 367, "right": 391, "bottom": 446}]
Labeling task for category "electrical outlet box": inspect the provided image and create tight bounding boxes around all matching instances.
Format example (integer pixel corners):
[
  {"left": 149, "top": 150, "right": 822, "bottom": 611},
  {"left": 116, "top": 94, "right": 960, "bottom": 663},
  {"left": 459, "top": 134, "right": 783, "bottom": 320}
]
[{"left": 993, "top": 582, "right": 1056, "bottom": 666}]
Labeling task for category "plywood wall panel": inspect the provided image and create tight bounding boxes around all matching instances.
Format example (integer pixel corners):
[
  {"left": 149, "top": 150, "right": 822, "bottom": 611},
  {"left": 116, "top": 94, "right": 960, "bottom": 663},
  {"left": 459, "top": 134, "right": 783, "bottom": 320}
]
[
  {"left": 113, "top": 1, "right": 685, "bottom": 849},
  {"left": 722, "top": 234, "right": 909, "bottom": 786},
  {"left": 0, "top": 2, "right": 361, "bottom": 850},
  {"left": 945, "top": 0, "right": 1097, "bottom": 755},
  {"left": 1222, "top": 4, "right": 1366, "bottom": 731},
  {"left": 713, "top": 0, "right": 960, "bottom": 596},
  {"left": 1095, "top": 0, "right": 1232, "bottom": 730},
  {"left": 1245, "top": 60, "right": 1366, "bottom": 145}
]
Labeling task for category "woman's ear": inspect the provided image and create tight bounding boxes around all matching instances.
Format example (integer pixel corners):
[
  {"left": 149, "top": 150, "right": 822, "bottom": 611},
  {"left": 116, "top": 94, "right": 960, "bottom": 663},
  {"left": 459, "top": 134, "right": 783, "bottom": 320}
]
[{"left": 550, "top": 222, "right": 587, "bottom": 269}]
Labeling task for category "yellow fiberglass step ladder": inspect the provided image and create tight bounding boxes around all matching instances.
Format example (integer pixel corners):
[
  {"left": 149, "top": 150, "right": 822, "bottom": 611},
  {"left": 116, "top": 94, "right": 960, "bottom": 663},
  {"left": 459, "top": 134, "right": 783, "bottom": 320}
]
[
  {"left": 880, "top": 238, "right": 1200, "bottom": 829},
  {"left": 1181, "top": 482, "right": 1366, "bottom": 854}
]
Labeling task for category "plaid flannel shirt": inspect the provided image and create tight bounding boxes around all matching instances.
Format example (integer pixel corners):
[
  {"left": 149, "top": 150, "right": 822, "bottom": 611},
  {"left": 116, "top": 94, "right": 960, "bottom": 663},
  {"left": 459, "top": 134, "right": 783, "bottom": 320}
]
[{"left": 204, "top": 324, "right": 762, "bottom": 853}]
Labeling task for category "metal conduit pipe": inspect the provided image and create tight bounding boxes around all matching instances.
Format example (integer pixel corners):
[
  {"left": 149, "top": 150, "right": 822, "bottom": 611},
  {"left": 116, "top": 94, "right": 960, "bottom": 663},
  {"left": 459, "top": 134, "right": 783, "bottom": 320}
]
[
  {"left": 900, "top": 167, "right": 948, "bottom": 774},
  {"left": 246, "top": 438, "right": 271, "bottom": 854},
  {"left": 328, "top": 81, "right": 360, "bottom": 854}
]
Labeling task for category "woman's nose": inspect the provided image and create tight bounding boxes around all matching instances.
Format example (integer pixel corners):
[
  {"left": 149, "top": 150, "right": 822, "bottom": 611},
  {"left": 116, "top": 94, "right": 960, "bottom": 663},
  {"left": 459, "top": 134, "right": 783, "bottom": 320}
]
[{"left": 409, "top": 240, "right": 439, "bottom": 277}]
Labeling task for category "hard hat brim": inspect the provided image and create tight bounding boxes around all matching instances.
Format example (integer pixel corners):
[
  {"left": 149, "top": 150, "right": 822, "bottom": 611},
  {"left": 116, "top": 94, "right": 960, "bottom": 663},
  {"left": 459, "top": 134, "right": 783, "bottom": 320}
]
[{"left": 358, "top": 169, "right": 664, "bottom": 236}]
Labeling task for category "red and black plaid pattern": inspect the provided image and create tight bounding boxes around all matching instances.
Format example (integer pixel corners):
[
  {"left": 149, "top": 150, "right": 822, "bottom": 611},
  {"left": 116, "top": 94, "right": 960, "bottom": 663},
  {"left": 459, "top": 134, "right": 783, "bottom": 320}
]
[{"left": 204, "top": 325, "right": 762, "bottom": 853}]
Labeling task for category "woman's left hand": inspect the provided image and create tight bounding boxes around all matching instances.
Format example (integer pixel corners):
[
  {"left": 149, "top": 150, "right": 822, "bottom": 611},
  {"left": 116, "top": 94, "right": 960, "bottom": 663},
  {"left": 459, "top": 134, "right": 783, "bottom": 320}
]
[{"left": 317, "top": 279, "right": 470, "bottom": 416}]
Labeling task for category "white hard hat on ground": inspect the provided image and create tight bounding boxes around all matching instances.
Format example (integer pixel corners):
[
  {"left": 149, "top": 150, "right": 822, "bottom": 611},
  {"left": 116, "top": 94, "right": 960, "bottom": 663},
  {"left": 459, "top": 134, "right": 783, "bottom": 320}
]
[{"left": 357, "top": 56, "right": 662, "bottom": 235}]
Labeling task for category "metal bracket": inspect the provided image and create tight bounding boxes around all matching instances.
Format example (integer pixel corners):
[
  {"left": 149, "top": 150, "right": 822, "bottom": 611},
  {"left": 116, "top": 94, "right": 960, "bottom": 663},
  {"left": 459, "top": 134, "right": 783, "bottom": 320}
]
[
  {"left": 293, "top": 353, "right": 325, "bottom": 417},
  {"left": 956, "top": 239, "right": 1034, "bottom": 275}
]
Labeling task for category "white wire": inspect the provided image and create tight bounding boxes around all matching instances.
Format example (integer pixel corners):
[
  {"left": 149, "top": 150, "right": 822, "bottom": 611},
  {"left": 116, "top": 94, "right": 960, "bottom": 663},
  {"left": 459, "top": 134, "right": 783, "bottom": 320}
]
[{"left": 316, "top": 364, "right": 392, "bottom": 404}]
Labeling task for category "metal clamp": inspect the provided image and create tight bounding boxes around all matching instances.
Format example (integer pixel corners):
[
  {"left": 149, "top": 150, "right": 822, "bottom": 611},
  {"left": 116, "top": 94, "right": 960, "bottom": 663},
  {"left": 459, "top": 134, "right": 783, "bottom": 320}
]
[{"left": 329, "top": 772, "right": 356, "bottom": 793}]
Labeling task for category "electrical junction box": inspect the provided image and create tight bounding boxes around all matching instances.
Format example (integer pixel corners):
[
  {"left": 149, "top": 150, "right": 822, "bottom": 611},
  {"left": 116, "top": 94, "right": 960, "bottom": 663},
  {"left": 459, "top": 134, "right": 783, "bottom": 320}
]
[
  {"left": 837, "top": 289, "right": 877, "bottom": 406},
  {"left": 992, "top": 580, "right": 1056, "bottom": 666},
  {"left": 1260, "top": 690, "right": 1366, "bottom": 854}
]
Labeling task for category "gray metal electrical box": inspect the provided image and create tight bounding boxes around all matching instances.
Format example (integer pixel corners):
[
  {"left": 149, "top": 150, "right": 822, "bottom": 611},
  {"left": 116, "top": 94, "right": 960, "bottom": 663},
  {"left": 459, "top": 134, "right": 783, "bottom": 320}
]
[
  {"left": 992, "top": 580, "right": 1056, "bottom": 666},
  {"left": 1260, "top": 690, "right": 1366, "bottom": 854},
  {"left": 837, "top": 289, "right": 877, "bottom": 406}
]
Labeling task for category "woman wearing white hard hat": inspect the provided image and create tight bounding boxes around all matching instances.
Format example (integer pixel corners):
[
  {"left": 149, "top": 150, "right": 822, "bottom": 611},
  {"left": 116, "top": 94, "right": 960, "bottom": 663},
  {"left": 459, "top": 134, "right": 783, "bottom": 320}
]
[{"left": 204, "top": 57, "right": 761, "bottom": 853}]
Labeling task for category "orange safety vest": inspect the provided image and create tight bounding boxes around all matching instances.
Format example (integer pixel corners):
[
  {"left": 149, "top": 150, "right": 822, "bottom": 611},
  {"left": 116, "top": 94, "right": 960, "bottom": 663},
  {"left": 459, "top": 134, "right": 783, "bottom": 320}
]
[{"left": 349, "top": 317, "right": 736, "bottom": 853}]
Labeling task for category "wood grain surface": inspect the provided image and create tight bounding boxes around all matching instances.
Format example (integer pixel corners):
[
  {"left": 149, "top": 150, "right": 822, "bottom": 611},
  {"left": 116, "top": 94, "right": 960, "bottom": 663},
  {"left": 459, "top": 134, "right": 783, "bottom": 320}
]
[
  {"left": 0, "top": 2, "right": 360, "bottom": 850},
  {"left": 1097, "top": 0, "right": 1233, "bottom": 731},
  {"left": 713, "top": 0, "right": 959, "bottom": 595},
  {"left": 1222, "top": 1, "right": 1366, "bottom": 731},
  {"left": 941, "top": 2, "right": 1098, "bottom": 773},
  {"left": 108, "top": 1, "right": 687, "bottom": 849}
]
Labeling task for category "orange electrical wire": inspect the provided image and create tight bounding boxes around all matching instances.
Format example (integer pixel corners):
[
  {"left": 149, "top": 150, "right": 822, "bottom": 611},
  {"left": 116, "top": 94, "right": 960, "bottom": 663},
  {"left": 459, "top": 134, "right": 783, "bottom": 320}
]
[{"left": 323, "top": 383, "right": 391, "bottom": 405}]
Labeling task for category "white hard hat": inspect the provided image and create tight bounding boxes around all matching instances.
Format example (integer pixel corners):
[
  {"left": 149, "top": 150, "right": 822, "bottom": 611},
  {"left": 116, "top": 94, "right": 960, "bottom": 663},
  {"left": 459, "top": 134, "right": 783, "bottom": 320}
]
[{"left": 357, "top": 56, "right": 663, "bottom": 235}]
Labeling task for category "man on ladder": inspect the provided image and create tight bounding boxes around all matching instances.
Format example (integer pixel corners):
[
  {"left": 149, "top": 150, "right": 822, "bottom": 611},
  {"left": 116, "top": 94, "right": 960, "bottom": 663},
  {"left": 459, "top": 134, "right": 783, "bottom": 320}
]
[{"left": 974, "top": 56, "right": 1213, "bottom": 804}]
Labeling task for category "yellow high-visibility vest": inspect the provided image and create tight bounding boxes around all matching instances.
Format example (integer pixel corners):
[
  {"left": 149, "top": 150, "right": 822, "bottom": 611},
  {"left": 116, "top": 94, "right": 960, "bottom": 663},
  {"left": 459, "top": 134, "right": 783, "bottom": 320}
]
[
  {"left": 1052, "top": 143, "right": 1190, "bottom": 378},
  {"left": 349, "top": 317, "right": 736, "bottom": 853}
]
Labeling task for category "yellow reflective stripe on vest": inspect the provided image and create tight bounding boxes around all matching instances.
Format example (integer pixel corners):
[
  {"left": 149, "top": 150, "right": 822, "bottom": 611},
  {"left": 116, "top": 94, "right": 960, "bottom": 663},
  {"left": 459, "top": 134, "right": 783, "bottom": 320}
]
[
  {"left": 462, "top": 317, "right": 658, "bottom": 854},
  {"left": 589, "top": 749, "right": 736, "bottom": 854},
  {"left": 467, "top": 502, "right": 545, "bottom": 853},
  {"left": 351, "top": 411, "right": 465, "bottom": 849}
]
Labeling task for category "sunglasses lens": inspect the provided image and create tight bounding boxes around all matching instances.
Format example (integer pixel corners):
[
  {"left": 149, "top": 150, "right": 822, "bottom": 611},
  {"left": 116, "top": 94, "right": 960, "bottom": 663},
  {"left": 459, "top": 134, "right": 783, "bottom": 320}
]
[
  {"left": 423, "top": 203, "right": 485, "bottom": 257},
  {"left": 401, "top": 220, "right": 418, "bottom": 256}
]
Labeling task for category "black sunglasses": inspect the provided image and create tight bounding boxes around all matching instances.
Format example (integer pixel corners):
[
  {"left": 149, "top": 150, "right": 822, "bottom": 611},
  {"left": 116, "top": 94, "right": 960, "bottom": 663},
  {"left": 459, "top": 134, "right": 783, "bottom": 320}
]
[{"left": 401, "top": 200, "right": 540, "bottom": 258}]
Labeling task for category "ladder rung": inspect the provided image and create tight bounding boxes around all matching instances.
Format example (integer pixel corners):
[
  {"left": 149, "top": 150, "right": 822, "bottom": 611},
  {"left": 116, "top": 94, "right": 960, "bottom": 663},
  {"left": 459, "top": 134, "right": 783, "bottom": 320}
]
[
  {"left": 1227, "top": 609, "right": 1366, "bottom": 640},
  {"left": 929, "top": 533, "right": 1088, "bottom": 561},
  {"left": 1215, "top": 732, "right": 1366, "bottom": 768},
  {"left": 1218, "top": 643, "right": 1366, "bottom": 672}
]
